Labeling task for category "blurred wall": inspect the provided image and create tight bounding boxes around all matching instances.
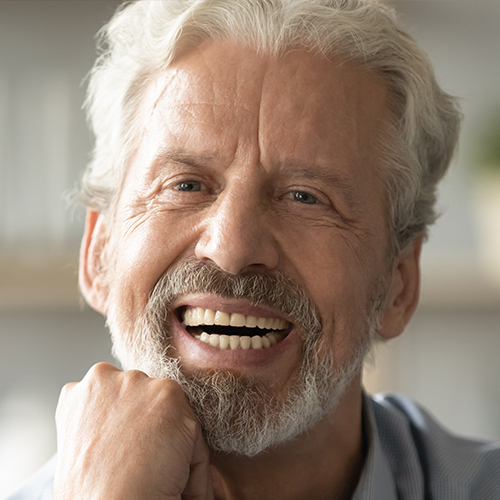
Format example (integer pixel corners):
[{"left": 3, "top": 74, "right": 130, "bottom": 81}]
[
  {"left": 1, "top": 0, "right": 499, "bottom": 496},
  {"left": 0, "top": 2, "right": 121, "bottom": 495},
  {"left": 364, "top": 0, "right": 500, "bottom": 441}
]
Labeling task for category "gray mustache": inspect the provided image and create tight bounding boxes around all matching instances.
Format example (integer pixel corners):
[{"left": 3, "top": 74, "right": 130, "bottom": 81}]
[{"left": 146, "top": 258, "right": 323, "bottom": 339}]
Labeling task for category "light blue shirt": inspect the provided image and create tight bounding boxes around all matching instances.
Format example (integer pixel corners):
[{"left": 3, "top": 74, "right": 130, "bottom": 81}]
[
  {"left": 354, "top": 394, "right": 500, "bottom": 499},
  {"left": 5, "top": 393, "right": 500, "bottom": 499}
]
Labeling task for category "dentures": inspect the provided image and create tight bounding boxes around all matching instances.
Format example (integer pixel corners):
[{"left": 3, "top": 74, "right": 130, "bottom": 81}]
[{"left": 182, "top": 307, "right": 290, "bottom": 350}]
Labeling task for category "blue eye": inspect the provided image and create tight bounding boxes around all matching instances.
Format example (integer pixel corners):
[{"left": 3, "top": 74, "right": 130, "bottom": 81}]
[
  {"left": 291, "top": 191, "right": 318, "bottom": 205},
  {"left": 175, "top": 181, "right": 202, "bottom": 192}
]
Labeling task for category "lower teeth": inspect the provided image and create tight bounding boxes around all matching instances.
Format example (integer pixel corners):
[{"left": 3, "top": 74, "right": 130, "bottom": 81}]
[{"left": 193, "top": 331, "right": 282, "bottom": 350}]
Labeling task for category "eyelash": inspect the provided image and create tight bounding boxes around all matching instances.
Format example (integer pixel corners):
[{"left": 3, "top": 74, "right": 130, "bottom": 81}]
[
  {"left": 284, "top": 190, "right": 319, "bottom": 205},
  {"left": 170, "top": 178, "right": 329, "bottom": 211},
  {"left": 174, "top": 180, "right": 205, "bottom": 192}
]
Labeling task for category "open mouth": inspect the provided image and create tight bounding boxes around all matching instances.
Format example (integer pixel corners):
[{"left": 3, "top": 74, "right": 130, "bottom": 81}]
[{"left": 180, "top": 306, "right": 292, "bottom": 350}]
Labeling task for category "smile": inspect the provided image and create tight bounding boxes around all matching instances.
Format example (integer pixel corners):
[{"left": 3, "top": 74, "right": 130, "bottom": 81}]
[{"left": 181, "top": 306, "right": 291, "bottom": 350}]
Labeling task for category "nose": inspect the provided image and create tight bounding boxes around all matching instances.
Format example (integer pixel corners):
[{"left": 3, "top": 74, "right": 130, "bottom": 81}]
[{"left": 194, "top": 185, "right": 280, "bottom": 275}]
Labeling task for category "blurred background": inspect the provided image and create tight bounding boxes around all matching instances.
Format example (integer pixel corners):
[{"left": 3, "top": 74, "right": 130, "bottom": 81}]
[{"left": 1, "top": 0, "right": 499, "bottom": 495}]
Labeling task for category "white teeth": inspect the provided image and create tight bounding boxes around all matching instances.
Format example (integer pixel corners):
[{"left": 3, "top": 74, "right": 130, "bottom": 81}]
[
  {"left": 246, "top": 315, "right": 257, "bottom": 328},
  {"left": 184, "top": 308, "right": 195, "bottom": 324},
  {"left": 193, "top": 331, "right": 285, "bottom": 350},
  {"left": 196, "top": 307, "right": 205, "bottom": 325},
  {"left": 257, "top": 317, "right": 267, "bottom": 329},
  {"left": 251, "top": 336, "right": 263, "bottom": 349},
  {"left": 204, "top": 308, "right": 216, "bottom": 324},
  {"left": 219, "top": 335, "right": 230, "bottom": 350},
  {"left": 240, "top": 336, "right": 251, "bottom": 350},
  {"left": 264, "top": 317, "right": 274, "bottom": 329},
  {"left": 230, "top": 335, "right": 240, "bottom": 350},
  {"left": 214, "top": 310, "right": 230, "bottom": 326},
  {"left": 183, "top": 306, "right": 290, "bottom": 350},
  {"left": 183, "top": 307, "right": 289, "bottom": 331},
  {"left": 230, "top": 313, "right": 246, "bottom": 327}
]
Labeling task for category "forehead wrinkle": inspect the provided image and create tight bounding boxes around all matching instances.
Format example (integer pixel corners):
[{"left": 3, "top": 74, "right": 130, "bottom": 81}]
[
  {"left": 254, "top": 56, "right": 272, "bottom": 172},
  {"left": 148, "top": 70, "right": 181, "bottom": 116}
]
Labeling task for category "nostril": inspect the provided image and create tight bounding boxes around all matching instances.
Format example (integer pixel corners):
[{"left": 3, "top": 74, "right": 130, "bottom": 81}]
[{"left": 194, "top": 224, "right": 280, "bottom": 275}]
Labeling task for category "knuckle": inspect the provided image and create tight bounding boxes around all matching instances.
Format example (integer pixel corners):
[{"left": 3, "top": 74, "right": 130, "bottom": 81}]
[
  {"left": 81, "top": 362, "right": 120, "bottom": 388},
  {"left": 145, "top": 379, "right": 186, "bottom": 415},
  {"left": 155, "top": 378, "right": 186, "bottom": 400},
  {"left": 153, "top": 380, "right": 200, "bottom": 433},
  {"left": 123, "top": 368, "right": 148, "bottom": 383},
  {"left": 55, "top": 382, "right": 76, "bottom": 421},
  {"left": 59, "top": 381, "right": 76, "bottom": 398},
  {"left": 86, "top": 362, "right": 118, "bottom": 379}
]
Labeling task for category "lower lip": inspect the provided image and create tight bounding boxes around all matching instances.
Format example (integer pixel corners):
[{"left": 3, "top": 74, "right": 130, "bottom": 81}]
[{"left": 171, "top": 314, "right": 297, "bottom": 370}]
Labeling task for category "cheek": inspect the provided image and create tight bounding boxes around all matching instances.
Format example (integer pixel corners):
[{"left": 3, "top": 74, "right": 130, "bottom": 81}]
[
  {"left": 283, "top": 231, "right": 382, "bottom": 356},
  {"left": 286, "top": 231, "right": 379, "bottom": 306},
  {"left": 109, "top": 213, "right": 201, "bottom": 327}
]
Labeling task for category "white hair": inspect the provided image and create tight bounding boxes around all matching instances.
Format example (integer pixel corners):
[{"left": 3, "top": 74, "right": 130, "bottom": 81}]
[{"left": 80, "top": 0, "right": 461, "bottom": 251}]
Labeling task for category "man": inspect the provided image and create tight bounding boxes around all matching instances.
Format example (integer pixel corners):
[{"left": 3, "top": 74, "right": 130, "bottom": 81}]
[{"left": 8, "top": 0, "right": 500, "bottom": 499}]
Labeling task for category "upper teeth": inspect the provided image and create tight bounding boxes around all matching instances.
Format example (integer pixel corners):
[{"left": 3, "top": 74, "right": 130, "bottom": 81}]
[{"left": 183, "top": 307, "right": 289, "bottom": 330}]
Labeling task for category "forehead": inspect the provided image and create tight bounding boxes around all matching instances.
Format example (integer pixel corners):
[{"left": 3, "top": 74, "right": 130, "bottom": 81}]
[{"left": 137, "top": 41, "right": 389, "bottom": 184}]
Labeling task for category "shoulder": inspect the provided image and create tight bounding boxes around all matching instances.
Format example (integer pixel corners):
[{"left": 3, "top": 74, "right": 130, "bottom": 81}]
[
  {"left": 369, "top": 393, "right": 500, "bottom": 499},
  {"left": 4, "top": 455, "right": 56, "bottom": 500}
]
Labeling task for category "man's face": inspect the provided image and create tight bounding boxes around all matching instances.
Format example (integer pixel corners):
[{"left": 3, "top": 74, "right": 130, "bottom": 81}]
[{"left": 86, "top": 42, "right": 398, "bottom": 453}]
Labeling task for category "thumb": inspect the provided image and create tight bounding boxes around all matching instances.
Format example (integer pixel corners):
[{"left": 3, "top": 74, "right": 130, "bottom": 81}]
[{"left": 181, "top": 422, "right": 214, "bottom": 500}]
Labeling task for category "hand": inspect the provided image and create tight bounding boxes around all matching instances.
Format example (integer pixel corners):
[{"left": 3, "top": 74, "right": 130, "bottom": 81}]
[{"left": 54, "top": 363, "right": 213, "bottom": 500}]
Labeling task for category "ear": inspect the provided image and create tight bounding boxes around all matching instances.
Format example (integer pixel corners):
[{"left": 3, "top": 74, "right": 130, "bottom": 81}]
[
  {"left": 79, "top": 210, "right": 111, "bottom": 315},
  {"left": 378, "top": 236, "right": 423, "bottom": 340}
]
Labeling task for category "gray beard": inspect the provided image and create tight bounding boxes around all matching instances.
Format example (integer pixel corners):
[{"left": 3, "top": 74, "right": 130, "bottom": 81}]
[{"left": 107, "top": 259, "right": 382, "bottom": 457}]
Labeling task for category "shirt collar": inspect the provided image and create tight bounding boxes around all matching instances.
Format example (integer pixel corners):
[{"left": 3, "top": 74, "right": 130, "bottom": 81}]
[{"left": 352, "top": 393, "right": 398, "bottom": 500}]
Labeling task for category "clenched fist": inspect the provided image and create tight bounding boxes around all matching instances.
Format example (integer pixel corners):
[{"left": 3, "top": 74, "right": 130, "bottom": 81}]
[{"left": 54, "top": 363, "right": 214, "bottom": 500}]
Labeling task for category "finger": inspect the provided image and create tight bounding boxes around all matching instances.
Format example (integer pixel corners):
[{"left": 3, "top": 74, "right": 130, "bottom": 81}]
[
  {"left": 181, "top": 421, "right": 214, "bottom": 500},
  {"left": 81, "top": 362, "right": 122, "bottom": 382},
  {"left": 55, "top": 382, "right": 77, "bottom": 421}
]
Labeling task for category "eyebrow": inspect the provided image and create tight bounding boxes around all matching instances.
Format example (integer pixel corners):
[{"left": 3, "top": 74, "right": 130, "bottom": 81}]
[
  {"left": 151, "top": 150, "right": 220, "bottom": 171},
  {"left": 276, "top": 159, "right": 362, "bottom": 213},
  {"left": 150, "top": 149, "right": 362, "bottom": 213}
]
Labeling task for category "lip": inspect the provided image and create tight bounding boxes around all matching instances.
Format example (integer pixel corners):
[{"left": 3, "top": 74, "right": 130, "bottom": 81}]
[
  {"left": 170, "top": 294, "right": 300, "bottom": 371},
  {"left": 172, "top": 293, "right": 291, "bottom": 319}
]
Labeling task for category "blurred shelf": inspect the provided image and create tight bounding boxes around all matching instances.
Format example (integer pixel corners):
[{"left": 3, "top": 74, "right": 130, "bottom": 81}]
[
  {"left": 0, "top": 257, "right": 81, "bottom": 310},
  {"left": 0, "top": 254, "right": 499, "bottom": 311},
  {"left": 420, "top": 254, "right": 500, "bottom": 310}
]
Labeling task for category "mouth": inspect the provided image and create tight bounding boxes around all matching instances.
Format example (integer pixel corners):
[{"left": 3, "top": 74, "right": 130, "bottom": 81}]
[{"left": 179, "top": 306, "right": 292, "bottom": 350}]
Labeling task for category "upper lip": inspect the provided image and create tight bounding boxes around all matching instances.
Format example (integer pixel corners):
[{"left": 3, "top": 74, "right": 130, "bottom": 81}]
[{"left": 172, "top": 294, "right": 292, "bottom": 322}]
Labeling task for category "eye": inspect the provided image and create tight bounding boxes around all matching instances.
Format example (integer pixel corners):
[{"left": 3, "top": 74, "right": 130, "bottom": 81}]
[
  {"left": 175, "top": 180, "right": 204, "bottom": 192},
  {"left": 287, "top": 191, "right": 318, "bottom": 205}
]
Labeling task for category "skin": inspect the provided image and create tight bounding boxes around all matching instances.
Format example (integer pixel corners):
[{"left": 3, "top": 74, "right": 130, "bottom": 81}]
[{"left": 59, "top": 42, "right": 422, "bottom": 500}]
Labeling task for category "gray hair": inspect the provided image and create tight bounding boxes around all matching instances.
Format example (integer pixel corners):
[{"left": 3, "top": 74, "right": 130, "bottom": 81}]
[{"left": 80, "top": 0, "right": 461, "bottom": 251}]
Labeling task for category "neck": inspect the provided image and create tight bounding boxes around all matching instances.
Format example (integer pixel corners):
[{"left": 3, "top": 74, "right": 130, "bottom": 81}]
[{"left": 210, "top": 376, "right": 366, "bottom": 500}]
